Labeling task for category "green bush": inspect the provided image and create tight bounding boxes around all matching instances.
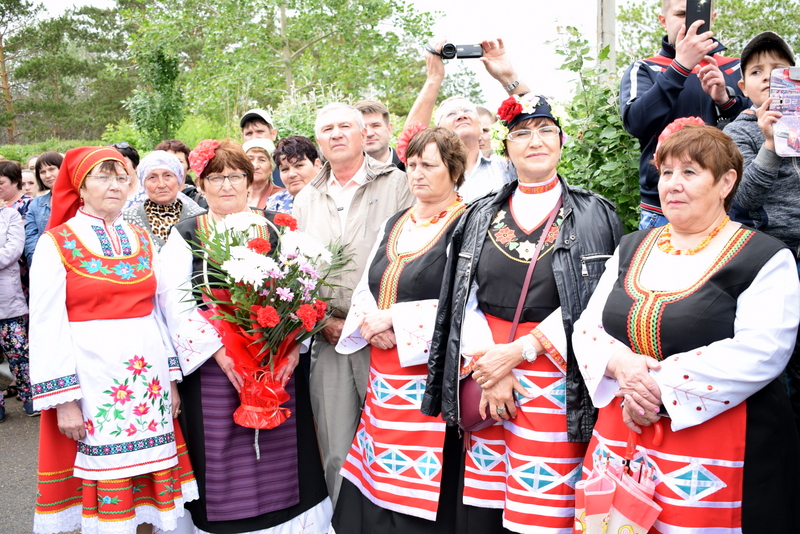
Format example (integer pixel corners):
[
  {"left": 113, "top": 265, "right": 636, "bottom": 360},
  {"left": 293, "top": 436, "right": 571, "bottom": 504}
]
[
  {"left": 555, "top": 27, "right": 641, "bottom": 232},
  {"left": 0, "top": 139, "right": 105, "bottom": 162},
  {"left": 101, "top": 115, "right": 234, "bottom": 152}
]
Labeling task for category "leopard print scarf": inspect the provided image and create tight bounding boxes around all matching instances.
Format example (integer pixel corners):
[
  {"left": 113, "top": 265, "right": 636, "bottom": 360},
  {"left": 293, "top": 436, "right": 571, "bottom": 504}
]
[{"left": 143, "top": 198, "right": 183, "bottom": 241}]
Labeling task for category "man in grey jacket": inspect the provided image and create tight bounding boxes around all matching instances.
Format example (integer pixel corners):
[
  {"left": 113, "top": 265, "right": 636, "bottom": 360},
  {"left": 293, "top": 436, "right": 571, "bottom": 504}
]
[{"left": 294, "top": 103, "right": 415, "bottom": 504}]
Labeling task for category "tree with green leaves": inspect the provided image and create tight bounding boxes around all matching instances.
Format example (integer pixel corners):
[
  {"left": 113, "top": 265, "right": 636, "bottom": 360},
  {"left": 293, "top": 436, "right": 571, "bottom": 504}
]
[
  {"left": 127, "top": 47, "right": 184, "bottom": 148},
  {"left": 9, "top": 4, "right": 136, "bottom": 143},
  {"left": 555, "top": 26, "right": 641, "bottom": 231},
  {"left": 0, "top": 0, "right": 42, "bottom": 143},
  {"left": 124, "top": 0, "right": 464, "bottom": 126}
]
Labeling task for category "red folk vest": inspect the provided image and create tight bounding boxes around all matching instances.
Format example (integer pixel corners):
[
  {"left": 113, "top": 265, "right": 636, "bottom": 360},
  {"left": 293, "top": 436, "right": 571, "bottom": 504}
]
[{"left": 45, "top": 222, "right": 156, "bottom": 322}]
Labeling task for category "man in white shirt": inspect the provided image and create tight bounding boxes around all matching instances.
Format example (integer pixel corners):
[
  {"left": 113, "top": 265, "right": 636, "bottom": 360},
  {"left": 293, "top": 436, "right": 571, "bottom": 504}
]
[
  {"left": 293, "top": 103, "right": 415, "bottom": 504},
  {"left": 404, "top": 38, "right": 528, "bottom": 202}
]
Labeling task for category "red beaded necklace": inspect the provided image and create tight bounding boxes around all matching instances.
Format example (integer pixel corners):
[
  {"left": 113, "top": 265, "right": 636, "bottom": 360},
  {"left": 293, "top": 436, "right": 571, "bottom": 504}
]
[
  {"left": 657, "top": 216, "right": 730, "bottom": 256},
  {"left": 409, "top": 194, "right": 463, "bottom": 227},
  {"left": 518, "top": 178, "right": 557, "bottom": 195}
]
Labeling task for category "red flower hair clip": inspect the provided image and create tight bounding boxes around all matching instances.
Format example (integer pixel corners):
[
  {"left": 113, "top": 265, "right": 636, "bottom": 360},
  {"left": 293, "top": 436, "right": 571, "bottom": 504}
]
[
  {"left": 189, "top": 139, "right": 221, "bottom": 176},
  {"left": 653, "top": 117, "right": 706, "bottom": 167},
  {"left": 497, "top": 96, "right": 523, "bottom": 123},
  {"left": 396, "top": 121, "right": 427, "bottom": 164}
]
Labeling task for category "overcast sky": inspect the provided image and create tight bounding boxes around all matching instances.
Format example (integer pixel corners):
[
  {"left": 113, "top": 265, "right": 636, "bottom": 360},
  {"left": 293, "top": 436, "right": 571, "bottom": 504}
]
[{"left": 40, "top": 0, "right": 613, "bottom": 107}]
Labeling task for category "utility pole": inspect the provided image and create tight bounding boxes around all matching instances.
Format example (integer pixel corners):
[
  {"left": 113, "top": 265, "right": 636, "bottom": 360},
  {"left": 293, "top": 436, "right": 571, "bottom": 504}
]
[{"left": 597, "top": 0, "right": 617, "bottom": 77}]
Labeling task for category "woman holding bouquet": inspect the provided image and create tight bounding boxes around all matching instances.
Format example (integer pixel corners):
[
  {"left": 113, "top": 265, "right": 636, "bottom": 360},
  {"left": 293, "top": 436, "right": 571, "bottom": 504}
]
[
  {"left": 159, "top": 140, "right": 330, "bottom": 534},
  {"left": 331, "top": 127, "right": 468, "bottom": 533},
  {"left": 29, "top": 146, "right": 197, "bottom": 534}
]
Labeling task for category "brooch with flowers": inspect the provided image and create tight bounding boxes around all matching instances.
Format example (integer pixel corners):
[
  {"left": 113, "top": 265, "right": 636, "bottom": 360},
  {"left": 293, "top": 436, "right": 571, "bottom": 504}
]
[{"left": 188, "top": 139, "right": 221, "bottom": 176}]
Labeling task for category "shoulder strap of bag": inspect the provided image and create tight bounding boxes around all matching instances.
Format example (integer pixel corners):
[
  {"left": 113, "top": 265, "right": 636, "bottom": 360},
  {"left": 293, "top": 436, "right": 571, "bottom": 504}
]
[{"left": 507, "top": 196, "right": 562, "bottom": 343}]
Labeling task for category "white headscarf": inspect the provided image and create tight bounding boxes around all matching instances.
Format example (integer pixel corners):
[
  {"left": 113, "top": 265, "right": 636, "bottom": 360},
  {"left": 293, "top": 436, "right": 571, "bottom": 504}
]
[{"left": 137, "top": 150, "right": 185, "bottom": 184}]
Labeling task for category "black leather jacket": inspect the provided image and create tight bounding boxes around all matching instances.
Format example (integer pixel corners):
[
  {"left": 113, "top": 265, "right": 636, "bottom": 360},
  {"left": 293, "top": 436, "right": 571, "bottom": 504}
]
[{"left": 421, "top": 177, "right": 624, "bottom": 442}]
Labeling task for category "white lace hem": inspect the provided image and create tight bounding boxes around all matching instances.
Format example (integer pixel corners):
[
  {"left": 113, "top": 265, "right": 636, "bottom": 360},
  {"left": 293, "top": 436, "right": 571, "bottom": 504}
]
[
  {"left": 33, "top": 479, "right": 199, "bottom": 534},
  {"left": 33, "top": 387, "right": 82, "bottom": 412}
]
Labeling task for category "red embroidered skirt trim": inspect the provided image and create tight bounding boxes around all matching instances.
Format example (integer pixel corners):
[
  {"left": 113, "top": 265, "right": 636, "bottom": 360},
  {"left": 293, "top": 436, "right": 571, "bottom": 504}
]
[{"left": 34, "top": 409, "right": 198, "bottom": 533}]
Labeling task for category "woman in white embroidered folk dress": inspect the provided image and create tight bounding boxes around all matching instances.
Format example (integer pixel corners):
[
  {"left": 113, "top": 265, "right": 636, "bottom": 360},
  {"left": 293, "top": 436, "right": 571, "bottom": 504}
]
[
  {"left": 29, "top": 146, "right": 197, "bottom": 534},
  {"left": 573, "top": 123, "right": 800, "bottom": 532}
]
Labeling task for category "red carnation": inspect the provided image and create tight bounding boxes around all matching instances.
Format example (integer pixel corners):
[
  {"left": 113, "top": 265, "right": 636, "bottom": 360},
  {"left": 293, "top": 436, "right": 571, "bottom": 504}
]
[
  {"left": 657, "top": 116, "right": 706, "bottom": 145},
  {"left": 396, "top": 121, "right": 427, "bottom": 164},
  {"left": 256, "top": 305, "right": 280, "bottom": 328},
  {"left": 247, "top": 237, "right": 272, "bottom": 255},
  {"left": 188, "top": 139, "right": 221, "bottom": 176},
  {"left": 314, "top": 299, "right": 327, "bottom": 320},
  {"left": 497, "top": 96, "right": 523, "bottom": 123},
  {"left": 654, "top": 117, "right": 706, "bottom": 168},
  {"left": 296, "top": 304, "right": 317, "bottom": 331},
  {"left": 274, "top": 213, "right": 298, "bottom": 231}
]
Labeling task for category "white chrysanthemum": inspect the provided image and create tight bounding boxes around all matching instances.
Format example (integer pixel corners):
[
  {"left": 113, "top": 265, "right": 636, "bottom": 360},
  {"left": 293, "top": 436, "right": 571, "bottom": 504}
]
[
  {"left": 221, "top": 211, "right": 267, "bottom": 232},
  {"left": 221, "top": 246, "right": 280, "bottom": 286},
  {"left": 280, "top": 230, "right": 333, "bottom": 264}
]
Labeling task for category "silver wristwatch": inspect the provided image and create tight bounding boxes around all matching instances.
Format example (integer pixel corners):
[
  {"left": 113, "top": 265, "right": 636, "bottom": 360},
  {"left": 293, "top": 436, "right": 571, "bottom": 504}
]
[{"left": 521, "top": 334, "right": 538, "bottom": 362}]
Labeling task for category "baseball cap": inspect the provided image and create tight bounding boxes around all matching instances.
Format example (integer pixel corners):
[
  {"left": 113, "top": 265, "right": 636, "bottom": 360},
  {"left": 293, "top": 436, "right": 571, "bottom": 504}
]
[
  {"left": 240, "top": 108, "right": 275, "bottom": 128},
  {"left": 740, "top": 32, "right": 796, "bottom": 73}
]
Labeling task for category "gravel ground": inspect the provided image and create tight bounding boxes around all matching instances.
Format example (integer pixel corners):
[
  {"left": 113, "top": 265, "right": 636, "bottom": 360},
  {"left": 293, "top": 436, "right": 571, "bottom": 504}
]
[{"left": 0, "top": 371, "right": 80, "bottom": 533}]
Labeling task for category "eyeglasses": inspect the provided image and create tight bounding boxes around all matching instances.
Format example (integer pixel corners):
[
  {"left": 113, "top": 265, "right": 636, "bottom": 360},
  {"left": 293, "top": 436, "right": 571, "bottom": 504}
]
[
  {"left": 443, "top": 106, "right": 477, "bottom": 119},
  {"left": 86, "top": 174, "right": 132, "bottom": 185},
  {"left": 205, "top": 173, "right": 247, "bottom": 186},
  {"left": 506, "top": 126, "right": 560, "bottom": 142},
  {"left": 109, "top": 142, "right": 131, "bottom": 150}
]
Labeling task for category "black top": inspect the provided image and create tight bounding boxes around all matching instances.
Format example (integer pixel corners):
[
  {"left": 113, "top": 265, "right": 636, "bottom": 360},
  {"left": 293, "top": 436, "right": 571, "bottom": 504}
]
[
  {"left": 475, "top": 196, "right": 562, "bottom": 323},
  {"left": 604, "top": 227, "right": 784, "bottom": 360},
  {"left": 367, "top": 206, "right": 464, "bottom": 308}
]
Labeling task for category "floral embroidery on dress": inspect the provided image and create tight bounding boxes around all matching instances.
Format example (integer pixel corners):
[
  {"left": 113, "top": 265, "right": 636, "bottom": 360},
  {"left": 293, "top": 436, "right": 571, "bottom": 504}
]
[
  {"left": 93, "top": 355, "right": 170, "bottom": 437},
  {"left": 32, "top": 373, "right": 80, "bottom": 396},
  {"left": 98, "top": 494, "right": 121, "bottom": 508},
  {"left": 489, "top": 207, "right": 563, "bottom": 262},
  {"left": 115, "top": 225, "right": 133, "bottom": 255},
  {"left": 112, "top": 262, "right": 137, "bottom": 280},
  {"left": 91, "top": 225, "right": 115, "bottom": 256},
  {"left": 59, "top": 229, "right": 85, "bottom": 259},
  {"left": 52, "top": 225, "right": 154, "bottom": 283}
]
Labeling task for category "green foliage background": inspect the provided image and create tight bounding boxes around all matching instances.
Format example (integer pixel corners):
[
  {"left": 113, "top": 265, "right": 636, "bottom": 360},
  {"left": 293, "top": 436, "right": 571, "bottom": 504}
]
[{"left": 555, "top": 27, "right": 641, "bottom": 232}]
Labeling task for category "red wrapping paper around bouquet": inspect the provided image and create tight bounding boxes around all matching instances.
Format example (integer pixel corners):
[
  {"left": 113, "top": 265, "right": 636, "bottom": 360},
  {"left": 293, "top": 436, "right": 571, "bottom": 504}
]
[{"left": 199, "top": 290, "right": 301, "bottom": 429}]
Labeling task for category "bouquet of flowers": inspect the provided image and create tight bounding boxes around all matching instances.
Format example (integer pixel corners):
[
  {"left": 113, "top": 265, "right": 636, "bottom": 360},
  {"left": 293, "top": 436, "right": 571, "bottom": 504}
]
[{"left": 191, "top": 211, "right": 341, "bottom": 430}]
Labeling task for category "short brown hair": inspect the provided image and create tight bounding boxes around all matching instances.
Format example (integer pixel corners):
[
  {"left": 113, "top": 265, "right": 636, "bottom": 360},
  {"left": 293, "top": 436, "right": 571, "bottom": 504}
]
[
  {"left": 0, "top": 160, "right": 22, "bottom": 189},
  {"left": 196, "top": 140, "right": 254, "bottom": 189},
  {"left": 154, "top": 139, "right": 191, "bottom": 161},
  {"left": 355, "top": 100, "right": 390, "bottom": 125},
  {"left": 654, "top": 124, "right": 742, "bottom": 211},
  {"left": 405, "top": 127, "right": 467, "bottom": 188}
]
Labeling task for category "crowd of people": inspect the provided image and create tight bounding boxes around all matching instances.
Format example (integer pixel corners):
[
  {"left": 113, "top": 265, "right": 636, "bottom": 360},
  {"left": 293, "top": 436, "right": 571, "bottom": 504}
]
[{"left": 1, "top": 3, "right": 799, "bottom": 533}]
